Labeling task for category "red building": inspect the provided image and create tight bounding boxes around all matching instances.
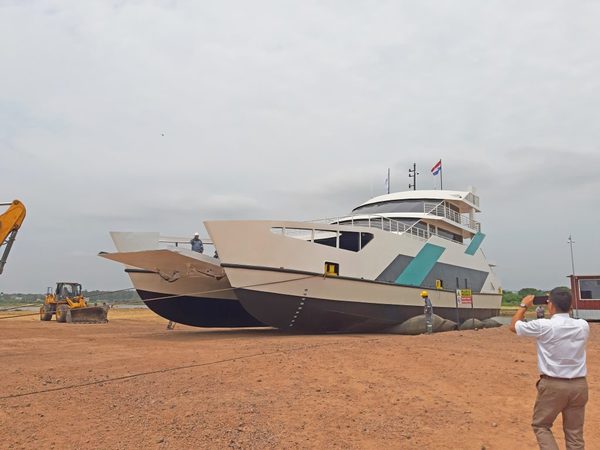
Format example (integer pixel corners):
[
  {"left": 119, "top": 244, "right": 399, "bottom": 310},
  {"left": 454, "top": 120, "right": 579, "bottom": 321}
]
[{"left": 569, "top": 275, "right": 600, "bottom": 321}]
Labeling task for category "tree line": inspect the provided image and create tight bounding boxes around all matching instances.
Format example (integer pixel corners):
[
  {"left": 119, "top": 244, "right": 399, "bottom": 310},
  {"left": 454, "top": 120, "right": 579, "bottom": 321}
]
[
  {"left": 0, "top": 290, "right": 142, "bottom": 306},
  {"left": 501, "top": 288, "right": 569, "bottom": 306}
]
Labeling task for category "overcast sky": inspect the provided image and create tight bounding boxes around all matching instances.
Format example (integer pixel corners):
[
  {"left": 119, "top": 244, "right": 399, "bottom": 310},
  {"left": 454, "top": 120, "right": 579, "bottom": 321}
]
[{"left": 2, "top": 0, "right": 599, "bottom": 293}]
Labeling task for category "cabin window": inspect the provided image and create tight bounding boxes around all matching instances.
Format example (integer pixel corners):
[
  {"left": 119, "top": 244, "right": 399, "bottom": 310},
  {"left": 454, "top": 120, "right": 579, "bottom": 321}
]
[
  {"left": 313, "top": 230, "right": 338, "bottom": 248},
  {"left": 352, "top": 200, "right": 426, "bottom": 215},
  {"left": 270, "top": 227, "right": 373, "bottom": 252},
  {"left": 437, "top": 228, "right": 463, "bottom": 243},
  {"left": 314, "top": 230, "right": 374, "bottom": 251}
]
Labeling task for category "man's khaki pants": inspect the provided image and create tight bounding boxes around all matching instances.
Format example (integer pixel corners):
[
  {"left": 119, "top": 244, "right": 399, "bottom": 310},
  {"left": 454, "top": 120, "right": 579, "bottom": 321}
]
[{"left": 532, "top": 376, "right": 588, "bottom": 450}]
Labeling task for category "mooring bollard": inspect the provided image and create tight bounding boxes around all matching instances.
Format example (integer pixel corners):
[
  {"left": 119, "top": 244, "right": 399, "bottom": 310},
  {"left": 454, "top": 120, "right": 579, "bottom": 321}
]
[{"left": 421, "top": 290, "right": 433, "bottom": 334}]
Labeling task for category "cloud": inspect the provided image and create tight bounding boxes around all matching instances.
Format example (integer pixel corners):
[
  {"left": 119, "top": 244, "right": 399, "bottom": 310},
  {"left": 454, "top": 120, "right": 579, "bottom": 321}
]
[{"left": 2, "top": 1, "right": 600, "bottom": 291}]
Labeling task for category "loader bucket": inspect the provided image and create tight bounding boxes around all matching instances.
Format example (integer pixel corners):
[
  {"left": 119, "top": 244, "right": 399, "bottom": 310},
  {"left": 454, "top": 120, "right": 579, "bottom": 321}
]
[{"left": 67, "top": 306, "right": 109, "bottom": 324}]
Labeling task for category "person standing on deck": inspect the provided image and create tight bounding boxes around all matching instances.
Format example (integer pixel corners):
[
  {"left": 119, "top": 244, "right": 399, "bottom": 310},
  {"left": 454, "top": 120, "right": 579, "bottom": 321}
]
[
  {"left": 509, "top": 287, "right": 590, "bottom": 449},
  {"left": 190, "top": 232, "right": 204, "bottom": 253}
]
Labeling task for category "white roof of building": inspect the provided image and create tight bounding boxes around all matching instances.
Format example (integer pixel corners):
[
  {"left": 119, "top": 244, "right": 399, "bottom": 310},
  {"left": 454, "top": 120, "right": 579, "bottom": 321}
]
[{"left": 355, "top": 190, "right": 481, "bottom": 212}]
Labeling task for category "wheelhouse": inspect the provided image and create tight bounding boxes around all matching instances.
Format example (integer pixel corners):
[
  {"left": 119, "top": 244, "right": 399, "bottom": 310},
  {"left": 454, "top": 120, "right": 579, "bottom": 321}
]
[{"left": 337, "top": 189, "right": 482, "bottom": 245}]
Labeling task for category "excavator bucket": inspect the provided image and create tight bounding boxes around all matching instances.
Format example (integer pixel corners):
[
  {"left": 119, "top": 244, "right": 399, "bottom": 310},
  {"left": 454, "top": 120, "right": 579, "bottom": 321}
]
[{"left": 67, "top": 306, "right": 109, "bottom": 324}]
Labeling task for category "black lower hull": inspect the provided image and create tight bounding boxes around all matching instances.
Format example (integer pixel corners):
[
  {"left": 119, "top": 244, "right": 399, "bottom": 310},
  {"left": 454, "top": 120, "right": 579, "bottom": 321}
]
[
  {"left": 237, "top": 289, "right": 499, "bottom": 333},
  {"left": 136, "top": 289, "right": 265, "bottom": 328}
]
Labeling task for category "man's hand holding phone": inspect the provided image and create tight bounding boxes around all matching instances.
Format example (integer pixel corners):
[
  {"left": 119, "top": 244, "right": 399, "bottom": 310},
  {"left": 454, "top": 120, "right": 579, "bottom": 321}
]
[{"left": 520, "top": 294, "right": 535, "bottom": 308}]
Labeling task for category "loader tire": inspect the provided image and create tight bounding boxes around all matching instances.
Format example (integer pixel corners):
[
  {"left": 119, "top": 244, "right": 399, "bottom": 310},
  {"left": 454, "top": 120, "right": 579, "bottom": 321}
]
[
  {"left": 39, "top": 305, "right": 53, "bottom": 321},
  {"left": 56, "top": 305, "right": 69, "bottom": 323}
]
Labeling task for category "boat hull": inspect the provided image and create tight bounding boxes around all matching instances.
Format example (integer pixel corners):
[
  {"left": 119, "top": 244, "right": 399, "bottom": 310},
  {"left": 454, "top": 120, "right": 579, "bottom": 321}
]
[
  {"left": 223, "top": 265, "right": 500, "bottom": 333},
  {"left": 122, "top": 269, "right": 265, "bottom": 327},
  {"left": 97, "top": 243, "right": 268, "bottom": 328},
  {"left": 236, "top": 287, "right": 499, "bottom": 333},
  {"left": 136, "top": 288, "right": 264, "bottom": 328}
]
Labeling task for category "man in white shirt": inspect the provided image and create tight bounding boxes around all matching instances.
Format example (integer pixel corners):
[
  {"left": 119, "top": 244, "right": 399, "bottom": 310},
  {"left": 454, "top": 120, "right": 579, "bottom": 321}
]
[{"left": 510, "top": 287, "right": 590, "bottom": 449}]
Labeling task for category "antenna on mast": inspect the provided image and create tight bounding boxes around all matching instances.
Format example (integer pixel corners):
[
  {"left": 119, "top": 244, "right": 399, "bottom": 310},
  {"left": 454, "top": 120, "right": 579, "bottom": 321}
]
[
  {"left": 386, "top": 168, "right": 391, "bottom": 194},
  {"left": 408, "top": 163, "right": 419, "bottom": 191},
  {"left": 567, "top": 234, "right": 576, "bottom": 275}
]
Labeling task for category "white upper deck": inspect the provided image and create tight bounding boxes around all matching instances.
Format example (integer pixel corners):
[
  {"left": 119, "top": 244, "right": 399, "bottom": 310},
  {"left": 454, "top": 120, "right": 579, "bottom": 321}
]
[
  {"left": 335, "top": 188, "right": 483, "bottom": 241},
  {"left": 354, "top": 189, "right": 481, "bottom": 213}
]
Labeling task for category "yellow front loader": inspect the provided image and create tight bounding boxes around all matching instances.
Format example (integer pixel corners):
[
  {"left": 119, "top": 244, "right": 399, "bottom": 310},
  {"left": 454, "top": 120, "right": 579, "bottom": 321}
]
[
  {"left": 0, "top": 200, "right": 26, "bottom": 275},
  {"left": 40, "top": 282, "right": 109, "bottom": 324}
]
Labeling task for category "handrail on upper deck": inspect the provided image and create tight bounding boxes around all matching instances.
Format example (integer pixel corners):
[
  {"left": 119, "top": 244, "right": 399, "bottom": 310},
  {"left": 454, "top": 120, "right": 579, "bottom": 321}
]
[
  {"left": 302, "top": 198, "right": 477, "bottom": 244},
  {"left": 303, "top": 211, "right": 437, "bottom": 241},
  {"left": 423, "top": 202, "right": 480, "bottom": 232}
]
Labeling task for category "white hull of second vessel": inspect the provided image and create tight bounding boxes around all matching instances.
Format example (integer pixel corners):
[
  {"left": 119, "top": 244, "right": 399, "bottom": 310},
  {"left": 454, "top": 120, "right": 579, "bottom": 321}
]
[{"left": 100, "top": 233, "right": 264, "bottom": 328}]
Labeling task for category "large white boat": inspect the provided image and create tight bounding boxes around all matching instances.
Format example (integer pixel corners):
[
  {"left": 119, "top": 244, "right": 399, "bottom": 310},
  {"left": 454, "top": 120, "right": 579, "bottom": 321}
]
[
  {"left": 101, "top": 188, "right": 501, "bottom": 332},
  {"left": 205, "top": 189, "right": 502, "bottom": 332}
]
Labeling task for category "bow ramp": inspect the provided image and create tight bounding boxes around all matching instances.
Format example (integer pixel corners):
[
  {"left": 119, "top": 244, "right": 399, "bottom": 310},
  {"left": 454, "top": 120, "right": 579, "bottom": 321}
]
[{"left": 99, "top": 249, "right": 225, "bottom": 280}]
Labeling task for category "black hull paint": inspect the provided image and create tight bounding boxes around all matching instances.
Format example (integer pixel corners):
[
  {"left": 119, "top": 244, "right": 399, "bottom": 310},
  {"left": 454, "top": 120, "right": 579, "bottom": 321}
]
[
  {"left": 237, "top": 289, "right": 499, "bottom": 333},
  {"left": 136, "top": 289, "right": 265, "bottom": 328}
]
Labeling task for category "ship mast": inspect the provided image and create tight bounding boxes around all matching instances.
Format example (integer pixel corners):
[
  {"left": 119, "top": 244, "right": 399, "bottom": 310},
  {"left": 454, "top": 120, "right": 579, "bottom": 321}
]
[
  {"left": 387, "top": 168, "right": 391, "bottom": 194},
  {"left": 408, "top": 163, "right": 418, "bottom": 191}
]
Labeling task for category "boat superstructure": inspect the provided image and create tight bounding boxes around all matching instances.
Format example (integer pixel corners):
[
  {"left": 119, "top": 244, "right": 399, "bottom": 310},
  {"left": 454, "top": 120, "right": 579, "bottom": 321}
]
[{"left": 205, "top": 189, "right": 501, "bottom": 332}]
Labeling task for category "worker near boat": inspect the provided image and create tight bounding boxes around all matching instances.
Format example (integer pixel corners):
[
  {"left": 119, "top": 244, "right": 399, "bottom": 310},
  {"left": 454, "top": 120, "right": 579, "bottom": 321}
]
[{"left": 421, "top": 290, "right": 433, "bottom": 334}]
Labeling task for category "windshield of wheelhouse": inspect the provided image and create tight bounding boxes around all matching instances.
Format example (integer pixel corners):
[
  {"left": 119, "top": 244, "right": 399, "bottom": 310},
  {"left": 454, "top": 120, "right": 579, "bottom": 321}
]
[{"left": 352, "top": 200, "right": 426, "bottom": 215}]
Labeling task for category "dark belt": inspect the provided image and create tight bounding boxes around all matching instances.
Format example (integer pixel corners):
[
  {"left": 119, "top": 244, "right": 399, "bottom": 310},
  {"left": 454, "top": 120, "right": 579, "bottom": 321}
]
[{"left": 540, "top": 374, "right": 586, "bottom": 381}]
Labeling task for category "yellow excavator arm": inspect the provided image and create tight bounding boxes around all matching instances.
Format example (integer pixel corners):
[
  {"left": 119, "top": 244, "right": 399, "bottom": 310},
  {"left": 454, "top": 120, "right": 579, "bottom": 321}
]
[{"left": 0, "top": 200, "right": 27, "bottom": 275}]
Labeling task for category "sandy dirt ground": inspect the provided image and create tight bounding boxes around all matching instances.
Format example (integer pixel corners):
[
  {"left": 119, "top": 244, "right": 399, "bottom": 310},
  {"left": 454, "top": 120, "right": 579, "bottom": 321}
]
[{"left": 0, "top": 308, "right": 598, "bottom": 449}]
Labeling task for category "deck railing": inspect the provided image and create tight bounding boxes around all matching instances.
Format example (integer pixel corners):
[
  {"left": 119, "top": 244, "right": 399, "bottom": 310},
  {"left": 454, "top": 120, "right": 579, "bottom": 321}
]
[
  {"left": 307, "top": 214, "right": 435, "bottom": 240},
  {"left": 423, "top": 202, "right": 480, "bottom": 232},
  {"left": 306, "top": 199, "right": 478, "bottom": 244}
]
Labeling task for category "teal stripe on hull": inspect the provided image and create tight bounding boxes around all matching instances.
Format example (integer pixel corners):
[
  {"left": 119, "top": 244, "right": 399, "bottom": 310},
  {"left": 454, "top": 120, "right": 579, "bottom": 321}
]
[
  {"left": 465, "top": 232, "right": 486, "bottom": 255},
  {"left": 395, "top": 243, "right": 445, "bottom": 286}
]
